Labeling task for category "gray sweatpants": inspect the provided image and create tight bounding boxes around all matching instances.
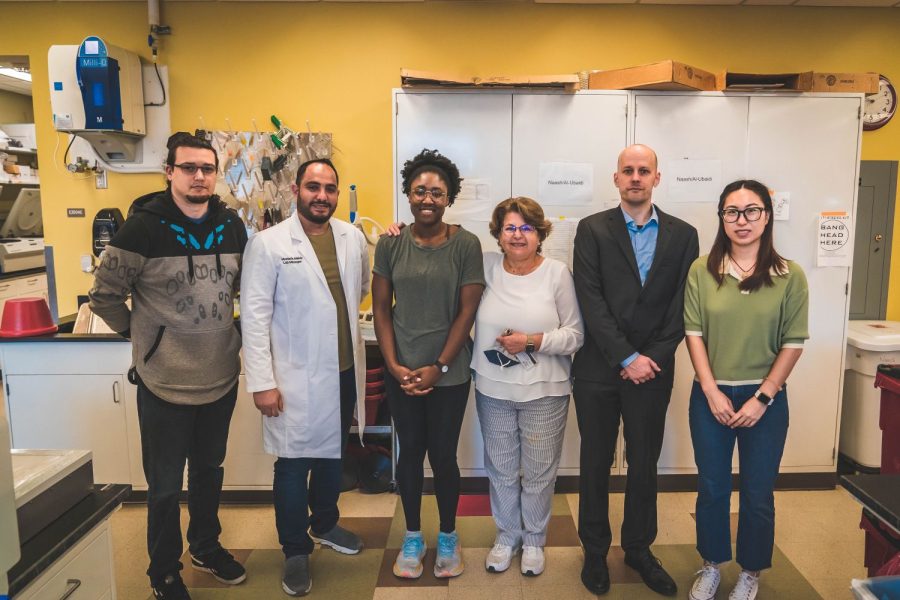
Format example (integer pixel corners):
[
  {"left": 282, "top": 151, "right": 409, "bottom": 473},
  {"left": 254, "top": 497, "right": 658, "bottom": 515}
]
[{"left": 475, "top": 390, "right": 569, "bottom": 548}]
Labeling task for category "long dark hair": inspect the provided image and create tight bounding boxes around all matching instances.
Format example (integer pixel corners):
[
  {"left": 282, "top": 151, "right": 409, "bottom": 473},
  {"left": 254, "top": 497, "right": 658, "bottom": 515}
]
[{"left": 707, "top": 179, "right": 787, "bottom": 293}]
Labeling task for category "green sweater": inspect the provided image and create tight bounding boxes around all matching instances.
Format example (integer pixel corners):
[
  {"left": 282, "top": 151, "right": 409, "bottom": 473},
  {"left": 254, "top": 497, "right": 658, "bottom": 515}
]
[{"left": 683, "top": 255, "right": 809, "bottom": 385}]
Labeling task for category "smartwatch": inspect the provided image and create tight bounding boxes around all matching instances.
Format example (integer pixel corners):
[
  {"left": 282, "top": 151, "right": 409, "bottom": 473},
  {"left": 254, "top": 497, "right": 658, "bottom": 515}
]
[
  {"left": 434, "top": 360, "right": 449, "bottom": 374},
  {"left": 525, "top": 334, "right": 535, "bottom": 354},
  {"left": 754, "top": 389, "right": 774, "bottom": 406}
]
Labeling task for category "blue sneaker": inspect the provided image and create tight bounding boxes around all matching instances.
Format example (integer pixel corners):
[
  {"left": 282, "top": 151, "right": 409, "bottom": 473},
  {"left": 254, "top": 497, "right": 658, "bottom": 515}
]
[
  {"left": 435, "top": 531, "right": 465, "bottom": 578},
  {"left": 393, "top": 532, "right": 426, "bottom": 578}
]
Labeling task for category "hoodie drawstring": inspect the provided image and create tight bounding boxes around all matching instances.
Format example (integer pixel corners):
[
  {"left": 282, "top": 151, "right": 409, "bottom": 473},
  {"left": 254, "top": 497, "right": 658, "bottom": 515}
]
[{"left": 187, "top": 250, "right": 195, "bottom": 283}]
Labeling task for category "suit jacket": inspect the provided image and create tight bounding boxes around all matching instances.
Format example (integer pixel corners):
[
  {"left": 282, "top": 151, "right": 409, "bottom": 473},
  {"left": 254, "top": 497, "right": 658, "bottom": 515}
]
[{"left": 572, "top": 205, "right": 699, "bottom": 389}]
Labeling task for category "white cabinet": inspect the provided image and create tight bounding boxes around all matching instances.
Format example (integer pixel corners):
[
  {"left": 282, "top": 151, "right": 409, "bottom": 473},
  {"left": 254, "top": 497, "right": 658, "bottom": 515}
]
[
  {"left": 14, "top": 519, "right": 116, "bottom": 600},
  {"left": 0, "top": 273, "right": 48, "bottom": 317},
  {"left": 6, "top": 374, "right": 131, "bottom": 484}
]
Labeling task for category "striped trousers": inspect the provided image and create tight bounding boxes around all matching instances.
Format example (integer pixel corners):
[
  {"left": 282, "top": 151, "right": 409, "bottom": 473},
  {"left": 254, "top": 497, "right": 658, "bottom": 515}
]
[{"left": 475, "top": 390, "right": 569, "bottom": 547}]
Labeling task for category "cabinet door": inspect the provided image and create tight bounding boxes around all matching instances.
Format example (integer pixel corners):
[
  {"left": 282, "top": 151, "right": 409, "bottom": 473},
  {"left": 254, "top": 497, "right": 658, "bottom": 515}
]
[
  {"left": 222, "top": 375, "right": 275, "bottom": 487},
  {"left": 747, "top": 96, "right": 861, "bottom": 468},
  {"left": 512, "top": 93, "right": 628, "bottom": 220},
  {"left": 6, "top": 374, "right": 130, "bottom": 484},
  {"left": 395, "top": 92, "right": 513, "bottom": 251},
  {"left": 633, "top": 93, "right": 751, "bottom": 471}
]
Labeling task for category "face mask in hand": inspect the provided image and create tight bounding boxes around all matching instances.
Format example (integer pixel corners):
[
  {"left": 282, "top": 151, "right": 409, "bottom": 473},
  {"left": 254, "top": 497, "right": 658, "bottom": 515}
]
[{"left": 484, "top": 349, "right": 520, "bottom": 369}]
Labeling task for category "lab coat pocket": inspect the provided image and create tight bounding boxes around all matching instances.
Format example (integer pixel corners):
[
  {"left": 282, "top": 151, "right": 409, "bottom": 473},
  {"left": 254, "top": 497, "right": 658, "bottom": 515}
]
[{"left": 273, "top": 360, "right": 310, "bottom": 429}]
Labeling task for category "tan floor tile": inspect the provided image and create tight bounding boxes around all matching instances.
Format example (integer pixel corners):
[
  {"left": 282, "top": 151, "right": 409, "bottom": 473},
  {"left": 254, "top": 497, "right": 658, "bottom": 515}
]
[
  {"left": 339, "top": 488, "right": 399, "bottom": 517},
  {"left": 450, "top": 585, "right": 524, "bottom": 599},
  {"left": 811, "top": 577, "right": 855, "bottom": 600},
  {"left": 115, "top": 587, "right": 152, "bottom": 600},
  {"left": 374, "top": 588, "right": 449, "bottom": 600},
  {"left": 655, "top": 511, "right": 698, "bottom": 545},
  {"left": 774, "top": 510, "right": 831, "bottom": 544},
  {"left": 551, "top": 493, "right": 572, "bottom": 516},
  {"left": 521, "top": 584, "right": 610, "bottom": 599},
  {"left": 657, "top": 492, "right": 689, "bottom": 514},
  {"left": 808, "top": 509, "right": 866, "bottom": 540},
  {"left": 775, "top": 490, "right": 852, "bottom": 512},
  {"left": 779, "top": 541, "right": 869, "bottom": 581},
  {"left": 566, "top": 493, "right": 579, "bottom": 523}
]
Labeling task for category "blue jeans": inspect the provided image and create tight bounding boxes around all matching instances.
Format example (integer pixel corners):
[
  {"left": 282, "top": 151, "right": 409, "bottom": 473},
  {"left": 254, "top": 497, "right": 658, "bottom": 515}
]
[
  {"left": 689, "top": 381, "right": 789, "bottom": 572},
  {"left": 273, "top": 366, "right": 356, "bottom": 558}
]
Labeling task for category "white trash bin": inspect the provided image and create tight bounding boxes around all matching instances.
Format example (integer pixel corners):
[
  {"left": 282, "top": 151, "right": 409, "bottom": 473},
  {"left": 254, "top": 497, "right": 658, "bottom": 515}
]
[{"left": 841, "top": 321, "right": 900, "bottom": 470}]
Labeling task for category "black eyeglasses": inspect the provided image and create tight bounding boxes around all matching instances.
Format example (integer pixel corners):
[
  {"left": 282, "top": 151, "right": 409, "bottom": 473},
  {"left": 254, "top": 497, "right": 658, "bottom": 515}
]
[
  {"left": 720, "top": 207, "right": 766, "bottom": 223},
  {"left": 412, "top": 188, "right": 446, "bottom": 200},
  {"left": 173, "top": 163, "right": 217, "bottom": 176}
]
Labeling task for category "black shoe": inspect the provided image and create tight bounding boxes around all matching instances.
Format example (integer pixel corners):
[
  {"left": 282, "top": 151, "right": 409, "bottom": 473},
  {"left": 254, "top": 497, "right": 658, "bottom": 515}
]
[
  {"left": 191, "top": 548, "right": 247, "bottom": 585},
  {"left": 152, "top": 573, "right": 192, "bottom": 600},
  {"left": 624, "top": 550, "right": 677, "bottom": 596},
  {"left": 581, "top": 553, "right": 610, "bottom": 595}
]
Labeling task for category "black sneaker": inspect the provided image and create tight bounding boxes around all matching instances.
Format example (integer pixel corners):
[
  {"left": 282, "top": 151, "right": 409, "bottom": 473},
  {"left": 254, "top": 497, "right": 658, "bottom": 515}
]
[
  {"left": 152, "top": 573, "right": 192, "bottom": 600},
  {"left": 190, "top": 548, "right": 247, "bottom": 585}
]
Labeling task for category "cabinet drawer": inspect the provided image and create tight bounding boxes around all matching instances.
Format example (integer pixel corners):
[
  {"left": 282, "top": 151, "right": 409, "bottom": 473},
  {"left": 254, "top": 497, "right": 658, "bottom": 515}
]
[
  {"left": 0, "top": 280, "right": 17, "bottom": 299},
  {"left": 15, "top": 274, "right": 47, "bottom": 296},
  {"left": 18, "top": 527, "right": 112, "bottom": 600}
]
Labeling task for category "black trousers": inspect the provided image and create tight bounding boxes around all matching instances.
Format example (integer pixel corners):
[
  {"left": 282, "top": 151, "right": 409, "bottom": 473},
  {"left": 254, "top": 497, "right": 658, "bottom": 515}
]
[
  {"left": 573, "top": 378, "right": 671, "bottom": 557},
  {"left": 386, "top": 373, "right": 470, "bottom": 534},
  {"left": 136, "top": 379, "right": 238, "bottom": 584}
]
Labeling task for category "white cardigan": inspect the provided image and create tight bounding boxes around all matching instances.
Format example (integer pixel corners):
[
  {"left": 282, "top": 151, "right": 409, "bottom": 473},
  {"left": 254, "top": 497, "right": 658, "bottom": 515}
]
[{"left": 471, "top": 252, "right": 584, "bottom": 401}]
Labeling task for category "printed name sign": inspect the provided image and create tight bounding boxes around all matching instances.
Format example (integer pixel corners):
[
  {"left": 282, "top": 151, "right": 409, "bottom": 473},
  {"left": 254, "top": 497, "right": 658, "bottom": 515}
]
[
  {"left": 538, "top": 162, "right": 593, "bottom": 206},
  {"left": 667, "top": 159, "right": 722, "bottom": 203}
]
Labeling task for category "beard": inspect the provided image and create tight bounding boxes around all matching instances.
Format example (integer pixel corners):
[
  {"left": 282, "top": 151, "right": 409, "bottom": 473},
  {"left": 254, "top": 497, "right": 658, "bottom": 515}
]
[
  {"left": 185, "top": 193, "right": 212, "bottom": 205},
  {"left": 298, "top": 201, "right": 335, "bottom": 224}
]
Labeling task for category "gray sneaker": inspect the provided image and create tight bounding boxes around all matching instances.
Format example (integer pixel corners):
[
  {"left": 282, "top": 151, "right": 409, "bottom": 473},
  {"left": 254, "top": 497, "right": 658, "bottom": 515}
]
[
  {"left": 282, "top": 555, "right": 311, "bottom": 597},
  {"left": 310, "top": 524, "right": 364, "bottom": 555}
]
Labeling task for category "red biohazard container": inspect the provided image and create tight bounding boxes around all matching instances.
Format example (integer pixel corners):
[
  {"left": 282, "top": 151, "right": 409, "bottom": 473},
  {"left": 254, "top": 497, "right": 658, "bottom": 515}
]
[
  {"left": 875, "top": 366, "right": 900, "bottom": 475},
  {"left": 0, "top": 298, "right": 58, "bottom": 338}
]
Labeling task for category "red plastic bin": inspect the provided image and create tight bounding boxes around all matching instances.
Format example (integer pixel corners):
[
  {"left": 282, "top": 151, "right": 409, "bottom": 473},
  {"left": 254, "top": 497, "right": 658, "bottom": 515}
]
[{"left": 875, "top": 368, "right": 900, "bottom": 475}]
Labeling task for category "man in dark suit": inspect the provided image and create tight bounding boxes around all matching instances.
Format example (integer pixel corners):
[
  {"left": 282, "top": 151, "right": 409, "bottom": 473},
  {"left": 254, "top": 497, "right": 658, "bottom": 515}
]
[{"left": 573, "top": 144, "right": 699, "bottom": 597}]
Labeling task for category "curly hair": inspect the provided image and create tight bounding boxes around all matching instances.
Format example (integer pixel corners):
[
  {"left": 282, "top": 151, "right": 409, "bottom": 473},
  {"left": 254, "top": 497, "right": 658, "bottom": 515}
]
[
  {"left": 400, "top": 148, "right": 464, "bottom": 206},
  {"left": 489, "top": 197, "right": 553, "bottom": 253}
]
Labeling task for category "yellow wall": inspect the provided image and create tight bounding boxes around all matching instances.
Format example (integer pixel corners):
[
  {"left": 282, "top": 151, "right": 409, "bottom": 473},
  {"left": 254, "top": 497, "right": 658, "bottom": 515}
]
[
  {"left": 1, "top": 3, "right": 899, "bottom": 318},
  {"left": 0, "top": 88, "right": 33, "bottom": 124}
]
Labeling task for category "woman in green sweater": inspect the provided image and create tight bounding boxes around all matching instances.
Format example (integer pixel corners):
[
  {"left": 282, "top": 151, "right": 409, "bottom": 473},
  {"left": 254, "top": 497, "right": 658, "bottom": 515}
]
[{"left": 684, "top": 180, "right": 809, "bottom": 600}]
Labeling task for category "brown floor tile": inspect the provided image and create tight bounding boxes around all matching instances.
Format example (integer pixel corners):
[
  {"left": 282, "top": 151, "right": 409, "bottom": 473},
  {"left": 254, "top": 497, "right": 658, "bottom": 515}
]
[
  {"left": 376, "top": 548, "right": 450, "bottom": 587},
  {"left": 180, "top": 549, "right": 253, "bottom": 588},
  {"left": 545, "top": 515, "right": 581, "bottom": 547},
  {"left": 337, "top": 516, "right": 394, "bottom": 549},
  {"left": 606, "top": 547, "right": 643, "bottom": 584}
]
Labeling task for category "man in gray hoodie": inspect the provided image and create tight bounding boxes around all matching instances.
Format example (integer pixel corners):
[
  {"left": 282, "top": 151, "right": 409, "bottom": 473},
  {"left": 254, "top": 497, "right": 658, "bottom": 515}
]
[{"left": 89, "top": 132, "right": 248, "bottom": 600}]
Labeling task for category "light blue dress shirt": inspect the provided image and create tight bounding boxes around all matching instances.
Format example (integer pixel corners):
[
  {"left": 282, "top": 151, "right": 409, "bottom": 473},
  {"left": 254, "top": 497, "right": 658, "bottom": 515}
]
[{"left": 620, "top": 205, "right": 659, "bottom": 368}]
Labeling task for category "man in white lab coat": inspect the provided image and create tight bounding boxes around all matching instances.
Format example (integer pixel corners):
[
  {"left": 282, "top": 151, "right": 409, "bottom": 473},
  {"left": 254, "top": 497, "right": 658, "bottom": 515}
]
[{"left": 240, "top": 158, "right": 370, "bottom": 597}]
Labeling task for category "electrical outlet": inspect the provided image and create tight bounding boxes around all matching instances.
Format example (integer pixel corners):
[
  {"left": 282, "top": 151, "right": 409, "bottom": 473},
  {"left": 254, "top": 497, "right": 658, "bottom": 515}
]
[{"left": 95, "top": 169, "right": 108, "bottom": 189}]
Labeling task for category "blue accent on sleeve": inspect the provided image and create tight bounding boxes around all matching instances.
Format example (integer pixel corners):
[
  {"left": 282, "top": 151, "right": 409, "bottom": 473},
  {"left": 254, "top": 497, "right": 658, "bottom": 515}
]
[
  {"left": 621, "top": 352, "right": 640, "bottom": 368},
  {"left": 215, "top": 224, "right": 225, "bottom": 233}
]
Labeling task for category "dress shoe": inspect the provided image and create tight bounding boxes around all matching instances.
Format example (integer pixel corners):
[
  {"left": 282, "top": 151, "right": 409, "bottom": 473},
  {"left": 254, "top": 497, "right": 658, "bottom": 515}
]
[
  {"left": 624, "top": 550, "right": 678, "bottom": 596},
  {"left": 581, "top": 553, "right": 610, "bottom": 595}
]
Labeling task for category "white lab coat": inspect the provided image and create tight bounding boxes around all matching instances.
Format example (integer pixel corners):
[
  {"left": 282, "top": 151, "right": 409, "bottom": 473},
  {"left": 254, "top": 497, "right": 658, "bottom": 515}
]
[{"left": 240, "top": 215, "right": 370, "bottom": 459}]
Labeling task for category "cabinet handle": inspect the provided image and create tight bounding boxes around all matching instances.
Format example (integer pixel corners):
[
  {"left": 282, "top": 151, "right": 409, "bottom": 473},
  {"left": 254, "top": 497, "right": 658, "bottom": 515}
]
[
  {"left": 25, "top": 278, "right": 38, "bottom": 284},
  {"left": 60, "top": 579, "right": 81, "bottom": 600},
  {"left": 113, "top": 381, "right": 120, "bottom": 403}
]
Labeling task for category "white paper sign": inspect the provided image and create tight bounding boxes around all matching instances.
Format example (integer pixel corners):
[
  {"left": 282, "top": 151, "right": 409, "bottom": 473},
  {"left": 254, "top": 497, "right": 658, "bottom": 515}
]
[
  {"left": 542, "top": 218, "right": 579, "bottom": 271},
  {"left": 817, "top": 212, "right": 853, "bottom": 267},
  {"left": 446, "top": 178, "right": 493, "bottom": 221},
  {"left": 538, "top": 163, "right": 593, "bottom": 206},
  {"left": 772, "top": 192, "right": 790, "bottom": 221},
  {"left": 667, "top": 159, "right": 722, "bottom": 203}
]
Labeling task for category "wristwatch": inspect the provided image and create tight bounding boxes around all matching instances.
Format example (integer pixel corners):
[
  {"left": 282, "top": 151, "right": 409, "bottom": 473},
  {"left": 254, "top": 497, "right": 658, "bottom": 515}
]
[
  {"left": 434, "top": 360, "right": 449, "bottom": 374},
  {"left": 754, "top": 389, "right": 774, "bottom": 406},
  {"left": 525, "top": 334, "right": 535, "bottom": 354}
]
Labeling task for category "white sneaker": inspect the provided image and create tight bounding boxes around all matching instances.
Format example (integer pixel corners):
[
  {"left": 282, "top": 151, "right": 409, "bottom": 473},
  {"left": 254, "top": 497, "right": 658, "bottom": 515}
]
[
  {"left": 486, "top": 542, "right": 520, "bottom": 573},
  {"left": 520, "top": 546, "right": 544, "bottom": 576},
  {"left": 690, "top": 564, "right": 721, "bottom": 600},
  {"left": 729, "top": 571, "right": 760, "bottom": 600}
]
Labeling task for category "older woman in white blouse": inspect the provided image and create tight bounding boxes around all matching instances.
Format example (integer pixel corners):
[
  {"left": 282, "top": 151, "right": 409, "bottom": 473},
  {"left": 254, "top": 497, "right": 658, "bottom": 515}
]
[{"left": 473, "top": 197, "right": 584, "bottom": 578}]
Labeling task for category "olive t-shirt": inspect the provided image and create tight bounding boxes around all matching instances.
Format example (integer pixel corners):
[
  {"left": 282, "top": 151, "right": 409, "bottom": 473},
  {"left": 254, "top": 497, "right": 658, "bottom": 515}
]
[
  {"left": 373, "top": 226, "right": 485, "bottom": 386},
  {"left": 307, "top": 224, "right": 354, "bottom": 372}
]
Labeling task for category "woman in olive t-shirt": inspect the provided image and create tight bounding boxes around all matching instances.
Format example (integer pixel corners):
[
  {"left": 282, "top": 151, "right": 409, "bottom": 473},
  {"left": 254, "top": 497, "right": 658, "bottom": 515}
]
[
  {"left": 372, "top": 149, "right": 485, "bottom": 580},
  {"left": 684, "top": 180, "right": 809, "bottom": 600}
]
